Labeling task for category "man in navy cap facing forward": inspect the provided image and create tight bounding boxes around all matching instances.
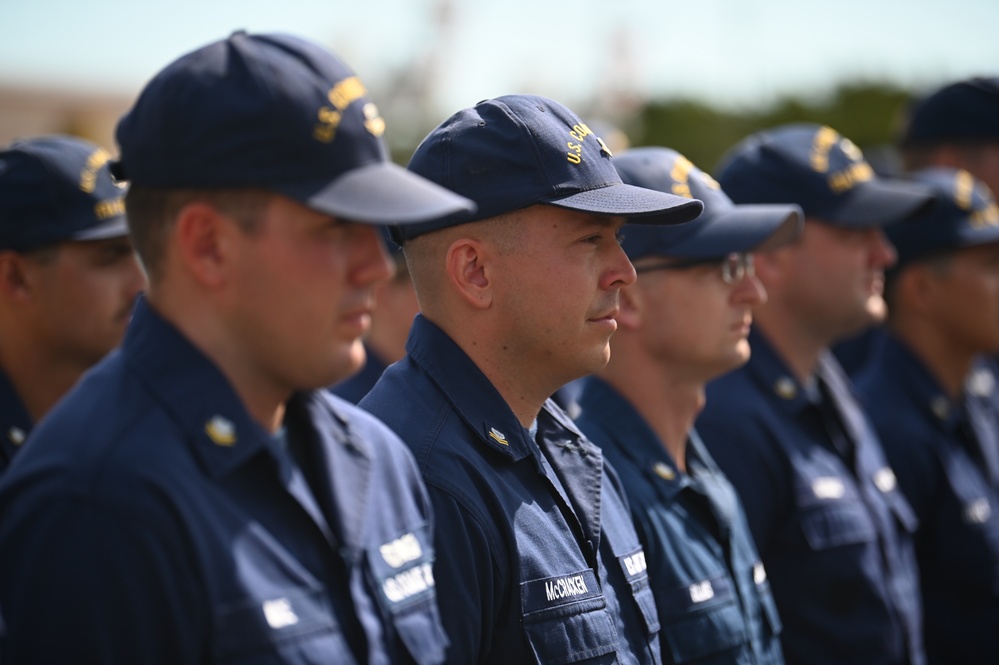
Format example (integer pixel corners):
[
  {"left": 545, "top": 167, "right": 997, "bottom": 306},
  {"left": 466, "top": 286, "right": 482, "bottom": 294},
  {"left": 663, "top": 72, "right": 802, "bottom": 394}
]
[
  {"left": 0, "top": 135, "right": 144, "bottom": 472},
  {"left": 0, "top": 32, "right": 473, "bottom": 664},
  {"left": 855, "top": 168, "right": 999, "bottom": 665},
  {"left": 696, "top": 124, "right": 934, "bottom": 665},
  {"left": 361, "top": 95, "right": 703, "bottom": 665},
  {"left": 576, "top": 147, "right": 801, "bottom": 665}
]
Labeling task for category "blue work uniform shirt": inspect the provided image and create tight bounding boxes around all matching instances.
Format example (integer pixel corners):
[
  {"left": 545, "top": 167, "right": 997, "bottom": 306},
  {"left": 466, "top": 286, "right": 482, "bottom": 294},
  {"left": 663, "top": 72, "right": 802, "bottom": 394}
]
[
  {"left": 696, "top": 330, "right": 924, "bottom": 665},
  {"left": 0, "top": 369, "right": 32, "bottom": 472},
  {"left": 575, "top": 377, "right": 785, "bottom": 665},
  {"left": 360, "top": 315, "right": 661, "bottom": 665},
  {"left": 855, "top": 334, "right": 999, "bottom": 665},
  {"left": 0, "top": 299, "right": 447, "bottom": 665},
  {"left": 330, "top": 344, "right": 389, "bottom": 405}
]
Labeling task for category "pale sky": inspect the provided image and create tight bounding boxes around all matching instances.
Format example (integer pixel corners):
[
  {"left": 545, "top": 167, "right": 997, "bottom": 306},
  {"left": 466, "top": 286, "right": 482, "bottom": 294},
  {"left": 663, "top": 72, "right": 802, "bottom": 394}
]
[{"left": 1, "top": 0, "right": 997, "bottom": 122}]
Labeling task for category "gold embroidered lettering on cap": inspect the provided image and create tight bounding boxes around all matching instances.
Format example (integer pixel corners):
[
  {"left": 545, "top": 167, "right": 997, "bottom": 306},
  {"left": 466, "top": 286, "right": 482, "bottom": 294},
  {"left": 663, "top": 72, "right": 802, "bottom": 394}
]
[
  {"left": 327, "top": 76, "right": 366, "bottom": 110},
  {"left": 94, "top": 197, "right": 125, "bottom": 220},
  {"left": 313, "top": 107, "right": 342, "bottom": 144},
  {"left": 566, "top": 123, "right": 594, "bottom": 164},
  {"left": 809, "top": 126, "right": 839, "bottom": 173},
  {"left": 669, "top": 155, "right": 694, "bottom": 198},
  {"left": 79, "top": 148, "right": 110, "bottom": 193},
  {"left": 828, "top": 162, "right": 873, "bottom": 194},
  {"left": 205, "top": 415, "right": 236, "bottom": 446}
]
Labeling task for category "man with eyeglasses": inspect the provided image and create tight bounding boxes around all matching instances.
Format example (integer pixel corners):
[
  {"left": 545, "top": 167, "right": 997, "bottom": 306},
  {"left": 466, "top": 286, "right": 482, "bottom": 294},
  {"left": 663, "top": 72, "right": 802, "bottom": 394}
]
[
  {"left": 695, "top": 124, "right": 936, "bottom": 665},
  {"left": 575, "top": 147, "right": 801, "bottom": 665}
]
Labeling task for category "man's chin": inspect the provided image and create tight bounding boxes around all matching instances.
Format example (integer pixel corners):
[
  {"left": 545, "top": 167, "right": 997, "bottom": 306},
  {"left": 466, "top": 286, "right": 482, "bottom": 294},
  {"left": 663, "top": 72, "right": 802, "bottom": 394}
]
[{"left": 865, "top": 295, "right": 889, "bottom": 325}]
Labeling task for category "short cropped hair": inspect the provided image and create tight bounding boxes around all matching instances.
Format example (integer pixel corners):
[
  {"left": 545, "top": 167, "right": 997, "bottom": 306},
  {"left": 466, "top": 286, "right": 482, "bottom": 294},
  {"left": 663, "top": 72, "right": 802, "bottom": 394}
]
[{"left": 124, "top": 186, "right": 271, "bottom": 281}]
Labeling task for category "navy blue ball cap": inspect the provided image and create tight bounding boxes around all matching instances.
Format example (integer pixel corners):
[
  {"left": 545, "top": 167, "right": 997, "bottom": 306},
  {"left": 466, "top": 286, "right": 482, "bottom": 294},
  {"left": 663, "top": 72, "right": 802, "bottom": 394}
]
[
  {"left": 901, "top": 77, "right": 999, "bottom": 147},
  {"left": 112, "top": 31, "right": 473, "bottom": 225},
  {"left": 397, "top": 94, "right": 703, "bottom": 240},
  {"left": 614, "top": 147, "right": 802, "bottom": 260},
  {"left": 717, "top": 123, "right": 936, "bottom": 227},
  {"left": 0, "top": 135, "right": 129, "bottom": 253},
  {"left": 887, "top": 167, "right": 999, "bottom": 269}
]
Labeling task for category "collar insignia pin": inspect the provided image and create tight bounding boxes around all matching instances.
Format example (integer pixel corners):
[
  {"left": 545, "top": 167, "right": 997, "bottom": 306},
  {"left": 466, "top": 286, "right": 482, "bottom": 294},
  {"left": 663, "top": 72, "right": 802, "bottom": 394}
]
[
  {"left": 205, "top": 415, "right": 236, "bottom": 446},
  {"left": 653, "top": 461, "right": 675, "bottom": 481},
  {"left": 488, "top": 427, "right": 508, "bottom": 446},
  {"left": 774, "top": 377, "right": 797, "bottom": 400}
]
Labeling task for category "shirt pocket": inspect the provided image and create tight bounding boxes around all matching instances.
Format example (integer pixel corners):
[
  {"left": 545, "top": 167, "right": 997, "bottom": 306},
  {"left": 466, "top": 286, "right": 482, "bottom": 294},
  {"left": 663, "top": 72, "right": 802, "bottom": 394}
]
[
  {"left": 657, "top": 574, "right": 749, "bottom": 663},
  {"left": 799, "top": 499, "right": 877, "bottom": 551},
  {"left": 796, "top": 500, "right": 879, "bottom": 614},
  {"left": 212, "top": 585, "right": 348, "bottom": 662},
  {"left": 616, "top": 547, "right": 660, "bottom": 637},
  {"left": 368, "top": 526, "right": 448, "bottom": 665},
  {"left": 521, "top": 569, "right": 618, "bottom": 664}
]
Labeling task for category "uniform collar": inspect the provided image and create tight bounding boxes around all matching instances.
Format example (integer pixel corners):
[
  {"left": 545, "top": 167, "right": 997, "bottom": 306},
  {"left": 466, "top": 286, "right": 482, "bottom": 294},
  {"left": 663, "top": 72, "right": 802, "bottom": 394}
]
[
  {"left": 578, "top": 376, "right": 693, "bottom": 499},
  {"left": 405, "top": 314, "right": 536, "bottom": 462},
  {"left": 122, "top": 297, "right": 277, "bottom": 478},
  {"left": 0, "top": 368, "right": 32, "bottom": 466},
  {"left": 123, "top": 297, "right": 371, "bottom": 482},
  {"left": 742, "top": 328, "right": 815, "bottom": 415},
  {"left": 877, "top": 333, "right": 963, "bottom": 431}
]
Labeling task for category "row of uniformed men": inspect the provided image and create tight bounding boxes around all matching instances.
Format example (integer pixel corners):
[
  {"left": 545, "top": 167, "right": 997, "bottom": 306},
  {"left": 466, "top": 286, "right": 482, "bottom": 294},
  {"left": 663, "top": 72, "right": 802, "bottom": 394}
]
[{"left": 1, "top": 29, "right": 998, "bottom": 665}]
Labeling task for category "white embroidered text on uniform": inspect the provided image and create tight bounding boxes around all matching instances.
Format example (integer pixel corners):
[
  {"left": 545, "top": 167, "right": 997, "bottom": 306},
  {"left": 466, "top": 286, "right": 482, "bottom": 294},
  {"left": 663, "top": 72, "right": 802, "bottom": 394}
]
[
  {"left": 380, "top": 532, "right": 423, "bottom": 568},
  {"left": 262, "top": 598, "right": 299, "bottom": 629},
  {"left": 545, "top": 574, "right": 589, "bottom": 602},
  {"left": 689, "top": 580, "right": 715, "bottom": 603},
  {"left": 382, "top": 562, "right": 435, "bottom": 603}
]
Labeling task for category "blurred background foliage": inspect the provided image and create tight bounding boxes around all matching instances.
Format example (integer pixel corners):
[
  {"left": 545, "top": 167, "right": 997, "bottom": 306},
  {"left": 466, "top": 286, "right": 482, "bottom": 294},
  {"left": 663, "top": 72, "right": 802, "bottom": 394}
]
[{"left": 627, "top": 82, "right": 912, "bottom": 174}]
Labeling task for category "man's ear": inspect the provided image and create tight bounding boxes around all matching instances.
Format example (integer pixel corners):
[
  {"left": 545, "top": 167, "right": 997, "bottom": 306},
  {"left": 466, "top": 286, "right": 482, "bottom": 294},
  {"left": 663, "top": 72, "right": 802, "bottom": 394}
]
[
  {"left": 445, "top": 237, "right": 494, "bottom": 310},
  {"left": 616, "top": 282, "right": 643, "bottom": 331},
  {"left": 173, "top": 202, "right": 230, "bottom": 289},
  {"left": 751, "top": 248, "right": 785, "bottom": 289},
  {"left": 895, "top": 265, "right": 936, "bottom": 318},
  {"left": 0, "top": 251, "right": 39, "bottom": 304}
]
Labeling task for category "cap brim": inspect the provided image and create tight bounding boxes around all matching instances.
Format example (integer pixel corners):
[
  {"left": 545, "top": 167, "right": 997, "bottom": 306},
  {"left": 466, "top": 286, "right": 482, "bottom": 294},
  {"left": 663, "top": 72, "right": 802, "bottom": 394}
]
[
  {"left": 72, "top": 215, "right": 130, "bottom": 242},
  {"left": 296, "top": 161, "right": 476, "bottom": 225},
  {"left": 824, "top": 178, "right": 936, "bottom": 227},
  {"left": 648, "top": 204, "right": 803, "bottom": 259},
  {"left": 545, "top": 182, "right": 703, "bottom": 226}
]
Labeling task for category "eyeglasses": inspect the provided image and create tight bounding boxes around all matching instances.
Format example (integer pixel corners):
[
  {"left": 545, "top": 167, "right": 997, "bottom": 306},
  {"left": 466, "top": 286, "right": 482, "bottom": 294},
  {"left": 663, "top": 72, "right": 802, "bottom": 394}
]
[{"left": 635, "top": 252, "right": 755, "bottom": 285}]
